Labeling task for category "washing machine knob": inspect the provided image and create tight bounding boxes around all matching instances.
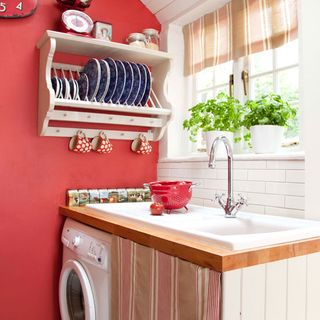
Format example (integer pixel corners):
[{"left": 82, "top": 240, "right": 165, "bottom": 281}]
[{"left": 72, "top": 236, "right": 81, "bottom": 247}]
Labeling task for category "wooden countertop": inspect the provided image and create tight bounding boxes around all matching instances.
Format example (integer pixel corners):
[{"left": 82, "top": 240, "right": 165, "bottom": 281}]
[{"left": 60, "top": 206, "right": 320, "bottom": 272}]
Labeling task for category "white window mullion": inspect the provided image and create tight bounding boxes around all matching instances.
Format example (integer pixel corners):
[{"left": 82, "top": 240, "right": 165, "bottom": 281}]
[
  {"left": 234, "top": 57, "right": 247, "bottom": 102},
  {"left": 273, "top": 48, "right": 278, "bottom": 93}
]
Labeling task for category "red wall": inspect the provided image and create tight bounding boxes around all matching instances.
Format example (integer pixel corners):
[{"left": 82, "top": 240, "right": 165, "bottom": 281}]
[{"left": 0, "top": 1, "right": 160, "bottom": 319}]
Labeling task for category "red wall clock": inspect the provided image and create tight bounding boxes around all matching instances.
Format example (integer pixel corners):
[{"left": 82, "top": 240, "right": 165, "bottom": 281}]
[{"left": 0, "top": 0, "right": 37, "bottom": 18}]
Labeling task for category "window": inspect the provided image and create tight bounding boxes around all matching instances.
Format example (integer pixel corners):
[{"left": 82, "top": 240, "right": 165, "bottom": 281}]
[
  {"left": 195, "top": 61, "right": 233, "bottom": 102},
  {"left": 192, "top": 61, "right": 234, "bottom": 152},
  {"left": 249, "top": 40, "right": 299, "bottom": 141},
  {"left": 191, "top": 40, "right": 300, "bottom": 153}
]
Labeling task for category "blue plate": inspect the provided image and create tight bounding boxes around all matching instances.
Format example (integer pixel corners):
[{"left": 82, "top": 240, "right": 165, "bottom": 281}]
[
  {"left": 104, "top": 58, "right": 117, "bottom": 103},
  {"left": 58, "top": 78, "right": 63, "bottom": 98},
  {"left": 111, "top": 60, "right": 126, "bottom": 104},
  {"left": 74, "top": 79, "right": 79, "bottom": 100},
  {"left": 77, "top": 73, "right": 89, "bottom": 101},
  {"left": 60, "top": 78, "right": 66, "bottom": 98},
  {"left": 83, "top": 58, "right": 101, "bottom": 101},
  {"left": 69, "top": 79, "right": 77, "bottom": 100},
  {"left": 61, "top": 78, "right": 70, "bottom": 99},
  {"left": 96, "top": 60, "right": 110, "bottom": 102},
  {"left": 69, "top": 79, "right": 75, "bottom": 100},
  {"left": 51, "top": 76, "right": 60, "bottom": 98},
  {"left": 119, "top": 61, "right": 134, "bottom": 104},
  {"left": 126, "top": 63, "right": 141, "bottom": 106},
  {"left": 140, "top": 64, "right": 152, "bottom": 106},
  {"left": 134, "top": 63, "right": 147, "bottom": 106}
]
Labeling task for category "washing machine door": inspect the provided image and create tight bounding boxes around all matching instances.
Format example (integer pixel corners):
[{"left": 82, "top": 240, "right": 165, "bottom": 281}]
[{"left": 59, "top": 260, "right": 96, "bottom": 320}]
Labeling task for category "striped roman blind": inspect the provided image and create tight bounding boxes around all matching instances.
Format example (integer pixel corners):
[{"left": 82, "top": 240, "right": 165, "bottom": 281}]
[{"left": 183, "top": 0, "right": 298, "bottom": 76}]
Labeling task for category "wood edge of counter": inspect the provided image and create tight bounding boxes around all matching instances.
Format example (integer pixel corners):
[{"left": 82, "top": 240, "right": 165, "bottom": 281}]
[{"left": 60, "top": 206, "right": 320, "bottom": 272}]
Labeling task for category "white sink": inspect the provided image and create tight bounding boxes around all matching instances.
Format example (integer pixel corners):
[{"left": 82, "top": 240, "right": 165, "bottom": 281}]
[{"left": 87, "top": 202, "right": 320, "bottom": 251}]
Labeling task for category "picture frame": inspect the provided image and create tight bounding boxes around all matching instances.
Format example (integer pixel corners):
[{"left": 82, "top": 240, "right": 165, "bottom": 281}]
[{"left": 92, "top": 21, "right": 112, "bottom": 41}]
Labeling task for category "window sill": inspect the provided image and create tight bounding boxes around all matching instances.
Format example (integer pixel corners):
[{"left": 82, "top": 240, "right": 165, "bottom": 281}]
[{"left": 159, "top": 151, "right": 305, "bottom": 163}]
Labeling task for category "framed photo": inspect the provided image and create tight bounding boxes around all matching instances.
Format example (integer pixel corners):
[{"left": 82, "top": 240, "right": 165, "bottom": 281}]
[{"left": 92, "top": 21, "right": 112, "bottom": 41}]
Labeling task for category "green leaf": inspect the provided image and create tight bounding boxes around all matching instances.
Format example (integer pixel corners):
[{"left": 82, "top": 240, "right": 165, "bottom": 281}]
[
  {"left": 242, "top": 93, "right": 297, "bottom": 129},
  {"left": 182, "top": 92, "right": 245, "bottom": 141}
]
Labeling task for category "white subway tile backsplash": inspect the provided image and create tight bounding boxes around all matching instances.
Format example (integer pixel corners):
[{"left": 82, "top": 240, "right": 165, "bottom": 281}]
[
  {"left": 285, "top": 196, "right": 305, "bottom": 210},
  {"left": 192, "top": 188, "right": 215, "bottom": 199},
  {"left": 161, "top": 168, "right": 216, "bottom": 179},
  {"left": 157, "top": 177, "right": 174, "bottom": 182},
  {"left": 248, "top": 170, "right": 285, "bottom": 182},
  {"left": 157, "top": 162, "right": 178, "bottom": 169},
  {"left": 216, "top": 169, "right": 248, "bottom": 180},
  {"left": 204, "top": 179, "right": 228, "bottom": 190},
  {"left": 266, "top": 182, "right": 305, "bottom": 196},
  {"left": 213, "top": 160, "right": 266, "bottom": 169},
  {"left": 246, "top": 192, "right": 285, "bottom": 207},
  {"left": 234, "top": 169, "right": 249, "bottom": 180},
  {"left": 210, "top": 160, "right": 229, "bottom": 169},
  {"left": 158, "top": 158, "right": 305, "bottom": 219},
  {"left": 234, "top": 161, "right": 267, "bottom": 170},
  {"left": 189, "top": 197, "right": 204, "bottom": 206},
  {"left": 158, "top": 161, "right": 208, "bottom": 169},
  {"left": 286, "top": 170, "right": 305, "bottom": 183},
  {"left": 265, "top": 206, "right": 305, "bottom": 219},
  {"left": 245, "top": 204, "right": 265, "bottom": 214},
  {"left": 203, "top": 199, "right": 218, "bottom": 208},
  {"left": 157, "top": 168, "right": 171, "bottom": 177},
  {"left": 234, "top": 180, "right": 266, "bottom": 193},
  {"left": 215, "top": 169, "right": 228, "bottom": 180},
  {"left": 190, "top": 179, "right": 205, "bottom": 188},
  {"left": 266, "top": 160, "right": 305, "bottom": 170}
]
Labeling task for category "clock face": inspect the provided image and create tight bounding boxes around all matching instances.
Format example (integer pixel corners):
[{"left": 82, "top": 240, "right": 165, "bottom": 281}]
[
  {"left": 62, "top": 10, "right": 93, "bottom": 34},
  {"left": 0, "top": 0, "right": 38, "bottom": 18}
]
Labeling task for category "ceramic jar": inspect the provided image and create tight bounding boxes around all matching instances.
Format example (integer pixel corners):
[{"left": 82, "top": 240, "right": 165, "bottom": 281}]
[
  {"left": 127, "top": 33, "right": 146, "bottom": 48},
  {"left": 143, "top": 28, "right": 159, "bottom": 50}
]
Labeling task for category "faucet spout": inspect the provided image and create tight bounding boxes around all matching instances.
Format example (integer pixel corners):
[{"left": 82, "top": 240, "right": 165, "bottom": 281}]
[{"left": 208, "top": 136, "right": 247, "bottom": 217}]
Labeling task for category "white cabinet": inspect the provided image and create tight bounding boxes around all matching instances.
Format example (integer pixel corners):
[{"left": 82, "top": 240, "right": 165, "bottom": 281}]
[
  {"left": 36, "top": 30, "right": 172, "bottom": 141},
  {"left": 222, "top": 253, "right": 320, "bottom": 320}
]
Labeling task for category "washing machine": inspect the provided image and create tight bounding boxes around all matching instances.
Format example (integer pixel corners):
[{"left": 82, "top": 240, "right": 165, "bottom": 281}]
[{"left": 59, "top": 218, "right": 112, "bottom": 320}]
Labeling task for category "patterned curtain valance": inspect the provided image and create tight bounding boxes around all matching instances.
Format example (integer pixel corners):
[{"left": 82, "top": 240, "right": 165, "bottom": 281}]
[{"left": 183, "top": 0, "right": 298, "bottom": 76}]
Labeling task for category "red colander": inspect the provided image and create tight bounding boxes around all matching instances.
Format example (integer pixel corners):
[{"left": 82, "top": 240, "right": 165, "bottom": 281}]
[{"left": 145, "top": 181, "right": 194, "bottom": 212}]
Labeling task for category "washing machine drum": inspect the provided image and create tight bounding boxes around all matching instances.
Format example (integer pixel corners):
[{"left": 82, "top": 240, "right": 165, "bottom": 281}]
[{"left": 59, "top": 260, "right": 96, "bottom": 320}]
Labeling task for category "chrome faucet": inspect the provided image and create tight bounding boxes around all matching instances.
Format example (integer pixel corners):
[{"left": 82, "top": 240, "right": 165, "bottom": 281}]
[{"left": 208, "top": 136, "right": 247, "bottom": 218}]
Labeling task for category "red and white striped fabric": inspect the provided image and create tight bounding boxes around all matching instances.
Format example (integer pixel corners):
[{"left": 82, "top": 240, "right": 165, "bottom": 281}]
[
  {"left": 183, "top": 0, "right": 298, "bottom": 76},
  {"left": 111, "top": 236, "right": 221, "bottom": 320}
]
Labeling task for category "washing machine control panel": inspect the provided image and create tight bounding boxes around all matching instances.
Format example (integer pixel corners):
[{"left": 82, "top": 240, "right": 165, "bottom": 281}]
[{"left": 62, "top": 227, "right": 110, "bottom": 271}]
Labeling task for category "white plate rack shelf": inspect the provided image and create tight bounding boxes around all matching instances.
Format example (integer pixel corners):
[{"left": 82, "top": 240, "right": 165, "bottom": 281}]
[{"left": 36, "top": 30, "right": 173, "bottom": 141}]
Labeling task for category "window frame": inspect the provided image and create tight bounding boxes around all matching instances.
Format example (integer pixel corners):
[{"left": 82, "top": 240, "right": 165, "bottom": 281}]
[{"left": 189, "top": 41, "right": 300, "bottom": 154}]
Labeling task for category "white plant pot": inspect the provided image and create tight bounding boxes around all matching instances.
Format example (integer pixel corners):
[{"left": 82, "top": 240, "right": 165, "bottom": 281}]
[
  {"left": 233, "top": 127, "right": 251, "bottom": 154},
  {"left": 250, "top": 125, "right": 284, "bottom": 154},
  {"left": 204, "top": 131, "right": 234, "bottom": 157}
]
